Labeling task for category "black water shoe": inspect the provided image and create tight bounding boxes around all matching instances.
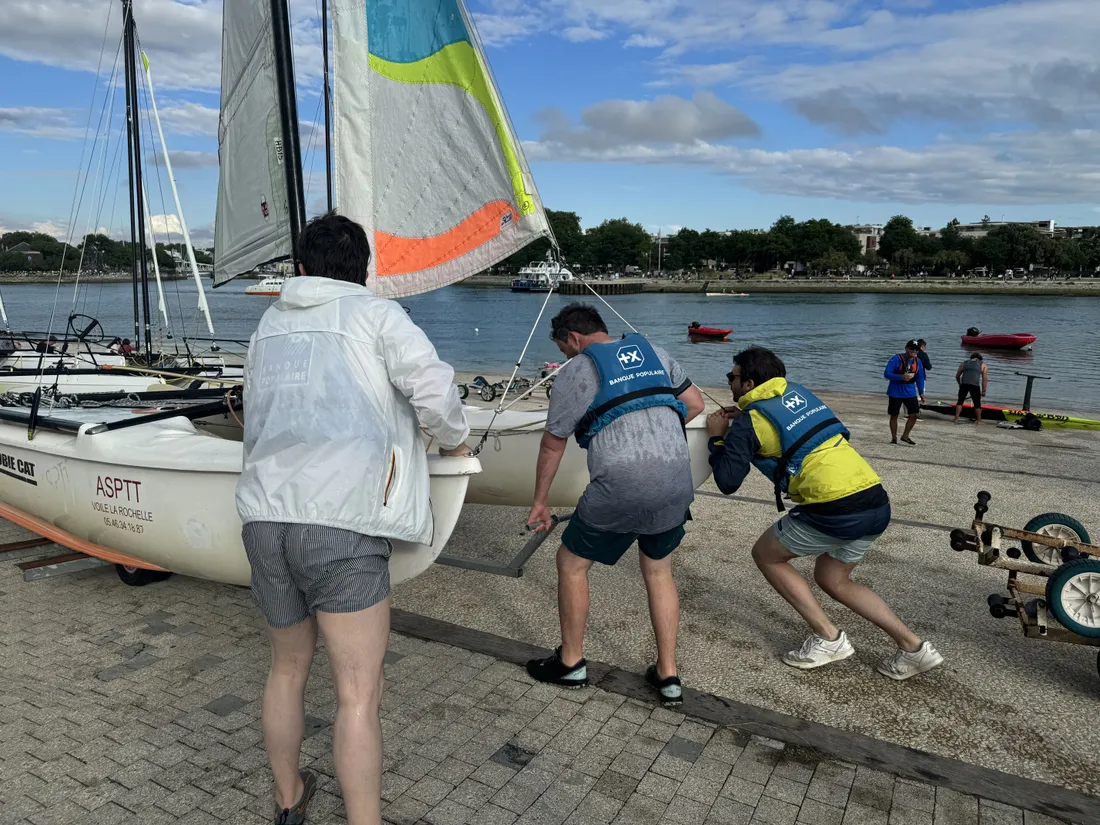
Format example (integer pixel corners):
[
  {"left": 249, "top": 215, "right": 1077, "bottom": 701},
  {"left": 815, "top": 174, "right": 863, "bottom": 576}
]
[
  {"left": 275, "top": 770, "right": 317, "bottom": 825},
  {"left": 645, "top": 665, "right": 683, "bottom": 707},
  {"left": 526, "top": 647, "right": 588, "bottom": 688}
]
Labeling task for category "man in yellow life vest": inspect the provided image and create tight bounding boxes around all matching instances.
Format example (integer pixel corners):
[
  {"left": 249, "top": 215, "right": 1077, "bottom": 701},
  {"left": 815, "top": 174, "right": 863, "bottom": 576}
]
[{"left": 705, "top": 346, "right": 944, "bottom": 680}]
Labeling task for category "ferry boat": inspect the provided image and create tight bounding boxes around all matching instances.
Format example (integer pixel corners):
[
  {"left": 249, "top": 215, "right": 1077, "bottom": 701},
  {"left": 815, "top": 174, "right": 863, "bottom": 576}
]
[
  {"left": 245, "top": 275, "right": 285, "bottom": 296},
  {"left": 511, "top": 259, "right": 575, "bottom": 292}
]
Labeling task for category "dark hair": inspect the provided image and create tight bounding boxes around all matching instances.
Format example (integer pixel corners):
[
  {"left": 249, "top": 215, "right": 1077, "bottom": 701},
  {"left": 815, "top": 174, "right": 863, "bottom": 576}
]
[
  {"left": 550, "top": 303, "right": 607, "bottom": 341},
  {"left": 732, "top": 346, "right": 786, "bottom": 385},
  {"left": 970, "top": 352, "right": 983, "bottom": 360},
  {"left": 296, "top": 210, "right": 372, "bottom": 285},
  {"left": 905, "top": 339, "right": 920, "bottom": 351},
  {"left": 917, "top": 338, "right": 927, "bottom": 347}
]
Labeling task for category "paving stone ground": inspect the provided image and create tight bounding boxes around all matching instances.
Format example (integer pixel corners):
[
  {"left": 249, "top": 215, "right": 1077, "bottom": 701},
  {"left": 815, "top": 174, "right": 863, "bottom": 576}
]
[{"left": 0, "top": 533, "right": 1078, "bottom": 825}]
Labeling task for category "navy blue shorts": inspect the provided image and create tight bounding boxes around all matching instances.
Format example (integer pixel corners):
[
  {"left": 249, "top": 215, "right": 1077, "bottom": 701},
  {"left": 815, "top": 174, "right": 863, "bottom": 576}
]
[{"left": 561, "top": 513, "right": 686, "bottom": 566}]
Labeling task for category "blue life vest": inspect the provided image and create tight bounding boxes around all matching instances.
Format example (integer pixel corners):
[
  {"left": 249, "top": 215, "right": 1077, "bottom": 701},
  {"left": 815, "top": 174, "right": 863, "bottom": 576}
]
[
  {"left": 743, "top": 383, "right": 850, "bottom": 511},
  {"left": 574, "top": 333, "right": 687, "bottom": 449}
]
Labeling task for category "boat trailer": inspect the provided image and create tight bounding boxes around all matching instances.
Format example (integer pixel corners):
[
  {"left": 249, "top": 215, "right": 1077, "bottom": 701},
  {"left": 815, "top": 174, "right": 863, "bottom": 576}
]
[{"left": 950, "top": 492, "right": 1100, "bottom": 678}]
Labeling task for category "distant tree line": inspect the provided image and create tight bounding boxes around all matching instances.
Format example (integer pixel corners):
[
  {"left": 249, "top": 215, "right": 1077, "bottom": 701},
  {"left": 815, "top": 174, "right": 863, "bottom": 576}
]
[
  {"left": 500, "top": 212, "right": 1100, "bottom": 277},
  {"left": 0, "top": 232, "right": 214, "bottom": 274}
]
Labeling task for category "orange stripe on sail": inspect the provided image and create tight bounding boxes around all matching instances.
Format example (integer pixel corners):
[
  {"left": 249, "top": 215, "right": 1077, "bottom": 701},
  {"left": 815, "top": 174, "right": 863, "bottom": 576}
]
[
  {"left": 0, "top": 498, "right": 168, "bottom": 571},
  {"left": 375, "top": 201, "right": 517, "bottom": 277}
]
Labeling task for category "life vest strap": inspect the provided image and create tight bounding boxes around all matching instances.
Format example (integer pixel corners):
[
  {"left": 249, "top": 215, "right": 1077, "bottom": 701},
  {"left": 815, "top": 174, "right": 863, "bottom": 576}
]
[
  {"left": 576, "top": 386, "right": 681, "bottom": 440},
  {"left": 771, "top": 416, "right": 847, "bottom": 513}
]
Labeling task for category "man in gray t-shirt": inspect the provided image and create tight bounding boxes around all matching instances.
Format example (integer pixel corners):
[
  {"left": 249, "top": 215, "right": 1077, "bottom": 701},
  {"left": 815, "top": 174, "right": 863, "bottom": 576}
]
[{"left": 525, "top": 303, "right": 704, "bottom": 707}]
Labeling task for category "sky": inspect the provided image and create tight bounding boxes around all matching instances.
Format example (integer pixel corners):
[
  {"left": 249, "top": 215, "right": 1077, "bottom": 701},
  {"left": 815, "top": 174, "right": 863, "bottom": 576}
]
[{"left": 2, "top": 0, "right": 1100, "bottom": 248}]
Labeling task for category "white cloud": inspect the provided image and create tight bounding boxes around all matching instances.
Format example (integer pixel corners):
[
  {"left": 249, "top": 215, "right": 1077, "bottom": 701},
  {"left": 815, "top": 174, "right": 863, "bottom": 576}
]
[
  {"left": 624, "top": 34, "right": 665, "bottom": 48},
  {"left": 0, "top": 0, "right": 326, "bottom": 93},
  {"left": 526, "top": 128, "right": 1100, "bottom": 205},
  {"left": 0, "top": 107, "right": 82, "bottom": 139},
  {"left": 148, "top": 213, "right": 183, "bottom": 236},
  {"left": 156, "top": 101, "right": 218, "bottom": 137},
  {"left": 562, "top": 26, "right": 608, "bottom": 43},
  {"left": 31, "top": 220, "right": 68, "bottom": 239},
  {"left": 536, "top": 92, "right": 760, "bottom": 151},
  {"left": 649, "top": 61, "right": 744, "bottom": 88}
]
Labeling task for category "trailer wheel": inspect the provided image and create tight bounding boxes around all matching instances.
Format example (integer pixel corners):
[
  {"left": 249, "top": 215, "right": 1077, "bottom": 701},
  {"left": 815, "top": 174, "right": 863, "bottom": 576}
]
[
  {"left": 1021, "top": 513, "right": 1090, "bottom": 566},
  {"left": 458, "top": 384, "right": 469, "bottom": 400},
  {"left": 1045, "top": 559, "right": 1100, "bottom": 638},
  {"left": 115, "top": 564, "right": 173, "bottom": 587},
  {"left": 479, "top": 385, "right": 496, "bottom": 403}
]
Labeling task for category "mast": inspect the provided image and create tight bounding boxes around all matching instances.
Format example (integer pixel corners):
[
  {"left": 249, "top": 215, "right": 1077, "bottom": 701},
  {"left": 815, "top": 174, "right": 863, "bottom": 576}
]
[
  {"left": 321, "top": 0, "right": 333, "bottom": 210},
  {"left": 122, "top": 0, "right": 153, "bottom": 361},
  {"left": 269, "top": 0, "right": 307, "bottom": 262}
]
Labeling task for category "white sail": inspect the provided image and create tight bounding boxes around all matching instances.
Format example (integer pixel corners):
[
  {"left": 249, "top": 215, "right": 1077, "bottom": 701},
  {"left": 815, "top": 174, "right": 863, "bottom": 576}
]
[
  {"left": 331, "top": 0, "right": 551, "bottom": 299},
  {"left": 213, "top": 0, "right": 294, "bottom": 285}
]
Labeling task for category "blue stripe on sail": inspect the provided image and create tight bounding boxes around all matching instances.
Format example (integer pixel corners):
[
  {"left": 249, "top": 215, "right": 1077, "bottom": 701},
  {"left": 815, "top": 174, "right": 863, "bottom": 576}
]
[{"left": 367, "top": 0, "right": 471, "bottom": 65}]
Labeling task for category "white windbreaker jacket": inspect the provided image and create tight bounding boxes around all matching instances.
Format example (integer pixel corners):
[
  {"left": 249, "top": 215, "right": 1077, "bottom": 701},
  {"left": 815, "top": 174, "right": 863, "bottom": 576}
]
[{"left": 235, "top": 277, "right": 470, "bottom": 544}]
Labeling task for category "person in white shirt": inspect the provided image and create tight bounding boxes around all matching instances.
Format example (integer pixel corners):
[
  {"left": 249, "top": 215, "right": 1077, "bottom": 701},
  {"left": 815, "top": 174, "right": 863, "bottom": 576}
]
[{"left": 235, "top": 211, "right": 470, "bottom": 825}]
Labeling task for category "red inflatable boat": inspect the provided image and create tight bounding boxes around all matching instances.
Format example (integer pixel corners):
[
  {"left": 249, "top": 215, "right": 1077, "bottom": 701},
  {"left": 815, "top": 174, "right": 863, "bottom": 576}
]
[
  {"left": 688, "top": 324, "right": 732, "bottom": 341},
  {"left": 960, "top": 332, "right": 1036, "bottom": 349}
]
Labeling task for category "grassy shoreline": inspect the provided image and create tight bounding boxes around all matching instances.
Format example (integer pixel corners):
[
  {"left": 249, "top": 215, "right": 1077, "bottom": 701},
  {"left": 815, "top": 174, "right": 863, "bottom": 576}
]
[{"left": 459, "top": 274, "right": 1100, "bottom": 297}]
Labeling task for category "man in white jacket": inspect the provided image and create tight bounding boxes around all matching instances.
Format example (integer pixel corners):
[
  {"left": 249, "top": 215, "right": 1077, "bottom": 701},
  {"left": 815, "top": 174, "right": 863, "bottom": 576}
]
[{"left": 235, "top": 212, "right": 470, "bottom": 825}]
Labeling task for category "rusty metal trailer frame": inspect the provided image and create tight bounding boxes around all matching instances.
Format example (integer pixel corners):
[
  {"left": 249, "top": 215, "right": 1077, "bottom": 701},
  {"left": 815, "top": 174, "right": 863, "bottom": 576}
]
[{"left": 950, "top": 491, "right": 1100, "bottom": 675}]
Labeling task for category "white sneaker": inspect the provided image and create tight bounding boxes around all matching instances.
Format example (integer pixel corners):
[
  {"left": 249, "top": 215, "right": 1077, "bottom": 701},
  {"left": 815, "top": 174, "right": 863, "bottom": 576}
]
[
  {"left": 877, "top": 642, "right": 944, "bottom": 681},
  {"left": 782, "top": 632, "right": 855, "bottom": 670}
]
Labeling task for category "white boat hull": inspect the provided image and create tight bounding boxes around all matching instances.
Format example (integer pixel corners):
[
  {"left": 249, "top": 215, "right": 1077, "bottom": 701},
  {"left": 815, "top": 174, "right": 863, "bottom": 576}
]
[
  {"left": 450, "top": 408, "right": 713, "bottom": 507},
  {"left": 0, "top": 418, "right": 480, "bottom": 587}
]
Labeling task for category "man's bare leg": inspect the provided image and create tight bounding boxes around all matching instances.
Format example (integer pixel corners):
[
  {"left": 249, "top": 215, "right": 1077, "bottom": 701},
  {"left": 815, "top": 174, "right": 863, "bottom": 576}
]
[
  {"left": 558, "top": 545, "right": 594, "bottom": 667},
  {"left": 751, "top": 529, "right": 839, "bottom": 640},
  {"left": 639, "top": 552, "right": 679, "bottom": 678},
  {"left": 264, "top": 618, "right": 317, "bottom": 809},
  {"left": 317, "top": 599, "right": 390, "bottom": 825},
  {"left": 889, "top": 414, "right": 899, "bottom": 441},
  {"left": 952, "top": 403, "right": 962, "bottom": 424},
  {"left": 901, "top": 413, "right": 918, "bottom": 440},
  {"left": 813, "top": 556, "right": 922, "bottom": 651}
]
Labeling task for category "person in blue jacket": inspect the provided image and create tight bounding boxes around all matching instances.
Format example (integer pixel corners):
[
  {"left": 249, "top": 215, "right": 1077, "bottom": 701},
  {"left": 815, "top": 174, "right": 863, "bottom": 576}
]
[{"left": 885, "top": 340, "right": 925, "bottom": 445}]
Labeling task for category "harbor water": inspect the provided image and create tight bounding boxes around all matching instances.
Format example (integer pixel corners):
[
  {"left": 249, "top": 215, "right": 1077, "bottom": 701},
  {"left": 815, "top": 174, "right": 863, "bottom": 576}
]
[{"left": 3, "top": 280, "right": 1098, "bottom": 413}]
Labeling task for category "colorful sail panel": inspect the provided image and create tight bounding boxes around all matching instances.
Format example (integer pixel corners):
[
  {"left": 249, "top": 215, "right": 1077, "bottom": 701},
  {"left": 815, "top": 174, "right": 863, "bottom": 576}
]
[
  {"left": 332, "top": 0, "right": 550, "bottom": 298},
  {"left": 213, "top": 0, "right": 294, "bottom": 285}
]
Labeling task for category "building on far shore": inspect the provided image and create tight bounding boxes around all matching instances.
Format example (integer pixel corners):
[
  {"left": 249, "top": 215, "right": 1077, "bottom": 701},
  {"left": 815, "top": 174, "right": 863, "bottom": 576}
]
[
  {"left": 851, "top": 224, "right": 884, "bottom": 256},
  {"left": 953, "top": 219, "right": 1055, "bottom": 239},
  {"left": 4, "top": 242, "right": 43, "bottom": 265}
]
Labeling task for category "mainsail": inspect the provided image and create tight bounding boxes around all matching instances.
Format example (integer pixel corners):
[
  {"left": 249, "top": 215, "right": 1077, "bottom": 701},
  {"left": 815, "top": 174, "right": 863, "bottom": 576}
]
[
  {"left": 213, "top": 0, "right": 295, "bottom": 285},
  {"left": 332, "top": 0, "right": 552, "bottom": 298}
]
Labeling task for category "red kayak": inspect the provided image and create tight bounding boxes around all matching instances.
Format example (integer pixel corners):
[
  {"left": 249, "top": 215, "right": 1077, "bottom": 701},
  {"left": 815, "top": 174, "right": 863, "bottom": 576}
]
[
  {"left": 960, "top": 332, "right": 1036, "bottom": 349},
  {"left": 688, "top": 325, "right": 731, "bottom": 341}
]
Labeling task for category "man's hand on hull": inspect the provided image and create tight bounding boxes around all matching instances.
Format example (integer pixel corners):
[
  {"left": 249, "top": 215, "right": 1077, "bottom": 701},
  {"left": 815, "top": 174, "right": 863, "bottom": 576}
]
[
  {"left": 706, "top": 408, "right": 732, "bottom": 438},
  {"left": 527, "top": 503, "right": 553, "bottom": 532}
]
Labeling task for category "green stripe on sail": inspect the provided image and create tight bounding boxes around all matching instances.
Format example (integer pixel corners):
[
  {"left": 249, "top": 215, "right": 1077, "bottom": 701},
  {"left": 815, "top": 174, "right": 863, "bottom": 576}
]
[{"left": 369, "top": 42, "right": 535, "bottom": 217}]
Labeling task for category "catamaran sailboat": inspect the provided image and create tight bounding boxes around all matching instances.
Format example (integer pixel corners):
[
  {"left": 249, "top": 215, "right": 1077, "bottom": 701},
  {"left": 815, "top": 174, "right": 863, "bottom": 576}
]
[{"left": 0, "top": 0, "right": 511, "bottom": 587}]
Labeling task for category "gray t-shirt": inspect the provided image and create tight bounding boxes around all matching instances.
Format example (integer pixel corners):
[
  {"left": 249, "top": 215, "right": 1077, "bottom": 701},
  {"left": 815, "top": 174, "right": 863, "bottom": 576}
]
[{"left": 546, "top": 345, "right": 694, "bottom": 534}]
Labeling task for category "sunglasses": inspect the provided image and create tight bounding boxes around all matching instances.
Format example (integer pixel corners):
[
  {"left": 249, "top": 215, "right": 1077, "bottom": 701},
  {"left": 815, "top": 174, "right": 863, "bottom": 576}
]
[{"left": 726, "top": 371, "right": 738, "bottom": 383}]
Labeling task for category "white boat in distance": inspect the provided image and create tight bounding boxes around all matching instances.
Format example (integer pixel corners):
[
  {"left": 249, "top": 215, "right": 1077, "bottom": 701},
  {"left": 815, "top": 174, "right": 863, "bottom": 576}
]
[
  {"left": 511, "top": 259, "right": 576, "bottom": 292},
  {"left": 245, "top": 275, "right": 286, "bottom": 296}
]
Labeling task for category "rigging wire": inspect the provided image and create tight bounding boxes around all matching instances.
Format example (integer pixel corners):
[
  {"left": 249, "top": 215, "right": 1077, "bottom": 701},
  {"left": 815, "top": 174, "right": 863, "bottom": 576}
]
[
  {"left": 34, "top": 0, "right": 122, "bottom": 397},
  {"left": 136, "top": 60, "right": 177, "bottom": 342},
  {"left": 471, "top": 283, "right": 559, "bottom": 456}
]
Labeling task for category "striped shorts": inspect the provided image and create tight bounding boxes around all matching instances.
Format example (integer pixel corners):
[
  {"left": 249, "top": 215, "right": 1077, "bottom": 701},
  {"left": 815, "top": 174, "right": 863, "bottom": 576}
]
[{"left": 242, "top": 522, "right": 392, "bottom": 629}]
